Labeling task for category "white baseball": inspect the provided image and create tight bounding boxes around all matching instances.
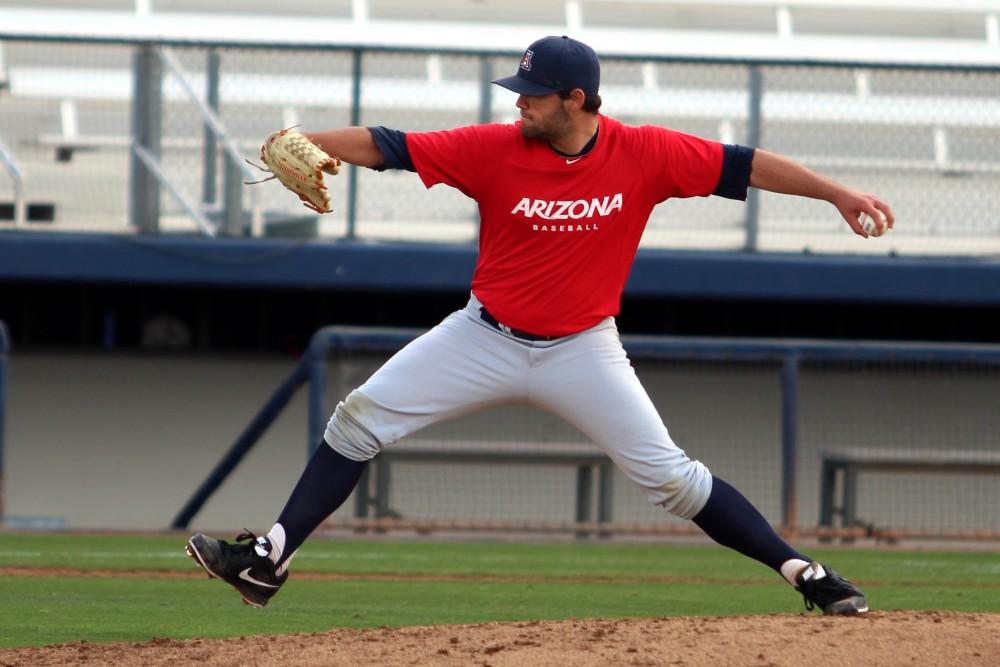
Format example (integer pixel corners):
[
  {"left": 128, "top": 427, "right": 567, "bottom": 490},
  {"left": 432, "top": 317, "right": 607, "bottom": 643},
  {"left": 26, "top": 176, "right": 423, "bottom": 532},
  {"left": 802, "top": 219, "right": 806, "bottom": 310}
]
[{"left": 860, "top": 212, "right": 887, "bottom": 237}]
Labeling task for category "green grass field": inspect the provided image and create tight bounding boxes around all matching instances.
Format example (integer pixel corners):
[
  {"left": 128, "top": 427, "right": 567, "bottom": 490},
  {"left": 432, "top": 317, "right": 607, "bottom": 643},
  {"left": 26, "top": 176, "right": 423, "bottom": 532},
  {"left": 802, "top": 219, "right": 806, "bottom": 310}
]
[{"left": 1, "top": 534, "right": 998, "bottom": 648}]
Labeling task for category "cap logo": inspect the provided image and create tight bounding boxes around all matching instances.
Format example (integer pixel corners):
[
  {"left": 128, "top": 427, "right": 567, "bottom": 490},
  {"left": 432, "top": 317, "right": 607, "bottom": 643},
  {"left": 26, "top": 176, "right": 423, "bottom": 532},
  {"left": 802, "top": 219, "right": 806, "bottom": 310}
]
[{"left": 519, "top": 50, "right": 534, "bottom": 71}]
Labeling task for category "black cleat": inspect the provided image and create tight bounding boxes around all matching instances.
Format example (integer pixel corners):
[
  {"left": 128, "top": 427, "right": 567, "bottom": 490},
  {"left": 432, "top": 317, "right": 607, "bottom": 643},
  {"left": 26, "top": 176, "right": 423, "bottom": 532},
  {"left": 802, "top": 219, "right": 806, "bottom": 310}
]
[
  {"left": 185, "top": 531, "right": 288, "bottom": 608},
  {"left": 795, "top": 561, "right": 868, "bottom": 615}
]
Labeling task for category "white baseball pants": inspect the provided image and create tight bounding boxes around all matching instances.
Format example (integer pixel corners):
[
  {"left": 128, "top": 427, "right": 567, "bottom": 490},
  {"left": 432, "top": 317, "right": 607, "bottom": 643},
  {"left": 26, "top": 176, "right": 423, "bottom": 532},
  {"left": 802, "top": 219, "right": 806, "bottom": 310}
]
[{"left": 325, "top": 293, "right": 713, "bottom": 519}]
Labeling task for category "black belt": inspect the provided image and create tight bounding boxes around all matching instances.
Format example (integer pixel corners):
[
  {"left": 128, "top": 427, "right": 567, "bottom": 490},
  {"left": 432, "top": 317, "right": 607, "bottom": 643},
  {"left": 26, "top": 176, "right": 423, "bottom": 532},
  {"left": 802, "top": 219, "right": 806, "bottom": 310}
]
[{"left": 479, "top": 307, "right": 559, "bottom": 342}]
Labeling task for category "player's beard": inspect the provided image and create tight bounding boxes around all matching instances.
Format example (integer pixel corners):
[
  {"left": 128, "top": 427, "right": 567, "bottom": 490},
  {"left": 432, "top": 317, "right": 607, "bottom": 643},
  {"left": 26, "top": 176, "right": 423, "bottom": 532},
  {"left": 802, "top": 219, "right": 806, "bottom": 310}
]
[{"left": 519, "top": 105, "right": 573, "bottom": 143}]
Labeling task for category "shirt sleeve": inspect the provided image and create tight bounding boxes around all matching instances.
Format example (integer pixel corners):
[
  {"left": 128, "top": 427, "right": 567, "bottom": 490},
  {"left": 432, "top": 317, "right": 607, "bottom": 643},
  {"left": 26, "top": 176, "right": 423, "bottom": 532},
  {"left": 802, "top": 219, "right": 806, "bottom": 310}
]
[
  {"left": 367, "top": 126, "right": 414, "bottom": 172},
  {"left": 637, "top": 126, "right": 725, "bottom": 202},
  {"left": 714, "top": 144, "right": 755, "bottom": 201},
  {"left": 405, "top": 124, "right": 514, "bottom": 199}
]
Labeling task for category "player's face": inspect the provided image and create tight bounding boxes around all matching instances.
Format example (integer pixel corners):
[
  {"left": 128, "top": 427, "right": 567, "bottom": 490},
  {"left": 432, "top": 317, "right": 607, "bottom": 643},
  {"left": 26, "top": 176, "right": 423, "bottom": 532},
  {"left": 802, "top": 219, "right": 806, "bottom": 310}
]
[{"left": 516, "top": 93, "right": 573, "bottom": 142}]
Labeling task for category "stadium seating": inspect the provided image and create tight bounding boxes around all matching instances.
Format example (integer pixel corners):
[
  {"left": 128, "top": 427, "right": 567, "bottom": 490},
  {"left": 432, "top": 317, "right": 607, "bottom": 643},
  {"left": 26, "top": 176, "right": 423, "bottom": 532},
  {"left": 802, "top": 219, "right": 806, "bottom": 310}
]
[{"left": 1, "top": 0, "right": 998, "bottom": 254}]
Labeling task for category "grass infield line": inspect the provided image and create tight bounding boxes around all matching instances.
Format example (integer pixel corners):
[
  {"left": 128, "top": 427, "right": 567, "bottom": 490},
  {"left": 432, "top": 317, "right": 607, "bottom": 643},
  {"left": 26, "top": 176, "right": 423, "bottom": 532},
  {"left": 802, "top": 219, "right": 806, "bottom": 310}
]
[
  {"left": 8, "top": 566, "right": 1000, "bottom": 590},
  {"left": 0, "top": 566, "right": 839, "bottom": 586}
]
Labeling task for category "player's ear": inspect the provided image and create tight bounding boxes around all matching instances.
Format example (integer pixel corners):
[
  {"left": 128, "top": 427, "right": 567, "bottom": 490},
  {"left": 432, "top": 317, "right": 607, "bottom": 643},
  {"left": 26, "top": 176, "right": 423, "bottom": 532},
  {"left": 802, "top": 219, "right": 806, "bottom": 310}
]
[{"left": 563, "top": 88, "right": 586, "bottom": 110}]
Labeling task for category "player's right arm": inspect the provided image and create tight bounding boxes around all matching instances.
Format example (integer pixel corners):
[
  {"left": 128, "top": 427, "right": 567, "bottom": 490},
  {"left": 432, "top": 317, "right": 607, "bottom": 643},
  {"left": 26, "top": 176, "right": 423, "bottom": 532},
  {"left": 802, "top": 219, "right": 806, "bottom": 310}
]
[
  {"left": 749, "top": 148, "right": 895, "bottom": 237},
  {"left": 302, "top": 127, "right": 385, "bottom": 169}
]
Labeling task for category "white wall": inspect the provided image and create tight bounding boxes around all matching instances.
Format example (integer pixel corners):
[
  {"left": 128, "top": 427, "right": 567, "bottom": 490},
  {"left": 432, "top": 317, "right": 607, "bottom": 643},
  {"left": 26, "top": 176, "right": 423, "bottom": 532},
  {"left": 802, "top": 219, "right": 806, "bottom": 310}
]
[{"left": 5, "top": 352, "right": 310, "bottom": 531}]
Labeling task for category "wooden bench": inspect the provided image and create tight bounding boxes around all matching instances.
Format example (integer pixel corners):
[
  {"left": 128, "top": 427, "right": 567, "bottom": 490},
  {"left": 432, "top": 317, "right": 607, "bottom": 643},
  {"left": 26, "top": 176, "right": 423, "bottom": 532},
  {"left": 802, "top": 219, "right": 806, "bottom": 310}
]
[
  {"left": 819, "top": 447, "right": 1000, "bottom": 539},
  {"left": 353, "top": 439, "right": 615, "bottom": 536}
]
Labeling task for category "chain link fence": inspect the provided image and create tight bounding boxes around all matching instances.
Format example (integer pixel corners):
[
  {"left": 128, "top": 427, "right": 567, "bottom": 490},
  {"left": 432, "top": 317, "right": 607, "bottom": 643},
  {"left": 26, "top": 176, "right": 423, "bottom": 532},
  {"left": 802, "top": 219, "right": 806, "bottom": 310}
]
[{"left": 1, "top": 38, "right": 999, "bottom": 254}]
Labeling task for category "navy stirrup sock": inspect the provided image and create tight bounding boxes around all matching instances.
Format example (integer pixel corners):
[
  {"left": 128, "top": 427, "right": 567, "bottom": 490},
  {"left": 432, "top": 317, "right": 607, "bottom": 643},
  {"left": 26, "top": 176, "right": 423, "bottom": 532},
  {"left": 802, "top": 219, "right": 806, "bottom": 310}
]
[
  {"left": 692, "top": 475, "right": 807, "bottom": 573},
  {"left": 273, "top": 442, "right": 367, "bottom": 567}
]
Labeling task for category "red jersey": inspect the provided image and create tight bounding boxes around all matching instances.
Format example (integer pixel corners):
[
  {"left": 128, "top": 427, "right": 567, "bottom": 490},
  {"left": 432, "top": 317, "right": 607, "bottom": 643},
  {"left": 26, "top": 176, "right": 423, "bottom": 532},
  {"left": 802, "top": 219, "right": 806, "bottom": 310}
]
[{"left": 406, "top": 115, "right": 724, "bottom": 336}]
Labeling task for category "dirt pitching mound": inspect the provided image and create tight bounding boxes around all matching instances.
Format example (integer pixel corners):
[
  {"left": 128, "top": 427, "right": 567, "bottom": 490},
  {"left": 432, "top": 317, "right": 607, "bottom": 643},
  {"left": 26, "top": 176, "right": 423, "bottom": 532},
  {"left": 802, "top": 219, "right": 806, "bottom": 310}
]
[{"left": 2, "top": 611, "right": 998, "bottom": 666}]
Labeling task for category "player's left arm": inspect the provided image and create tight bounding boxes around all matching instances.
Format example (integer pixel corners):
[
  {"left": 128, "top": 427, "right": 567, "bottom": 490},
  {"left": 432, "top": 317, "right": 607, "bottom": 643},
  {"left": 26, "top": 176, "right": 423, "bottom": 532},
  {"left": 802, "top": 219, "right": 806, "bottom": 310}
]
[{"left": 749, "top": 148, "right": 895, "bottom": 238}]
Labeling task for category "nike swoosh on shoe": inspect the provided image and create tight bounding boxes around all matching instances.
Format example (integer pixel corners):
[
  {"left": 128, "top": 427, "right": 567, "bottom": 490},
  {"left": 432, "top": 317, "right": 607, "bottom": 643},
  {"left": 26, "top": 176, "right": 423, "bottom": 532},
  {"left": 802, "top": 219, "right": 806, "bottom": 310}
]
[{"left": 239, "top": 568, "right": 281, "bottom": 588}]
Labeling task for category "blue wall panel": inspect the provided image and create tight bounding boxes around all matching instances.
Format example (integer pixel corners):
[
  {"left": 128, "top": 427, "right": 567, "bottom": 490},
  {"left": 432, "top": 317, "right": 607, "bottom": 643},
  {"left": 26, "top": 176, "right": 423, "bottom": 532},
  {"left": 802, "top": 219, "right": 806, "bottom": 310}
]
[{"left": 2, "top": 233, "right": 1000, "bottom": 306}]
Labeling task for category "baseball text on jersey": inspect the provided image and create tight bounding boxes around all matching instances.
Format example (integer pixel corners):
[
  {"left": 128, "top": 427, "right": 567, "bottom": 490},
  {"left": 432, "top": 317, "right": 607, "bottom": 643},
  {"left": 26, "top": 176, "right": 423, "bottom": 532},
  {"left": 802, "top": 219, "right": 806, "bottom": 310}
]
[
  {"left": 510, "top": 193, "right": 622, "bottom": 221},
  {"left": 531, "top": 224, "right": 599, "bottom": 232}
]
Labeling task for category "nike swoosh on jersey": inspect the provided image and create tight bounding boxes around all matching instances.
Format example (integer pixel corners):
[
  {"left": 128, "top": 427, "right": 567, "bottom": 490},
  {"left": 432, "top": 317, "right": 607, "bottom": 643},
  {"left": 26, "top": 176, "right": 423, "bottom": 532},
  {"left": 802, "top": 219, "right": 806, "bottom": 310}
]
[
  {"left": 565, "top": 158, "right": 582, "bottom": 164},
  {"left": 239, "top": 568, "right": 280, "bottom": 588}
]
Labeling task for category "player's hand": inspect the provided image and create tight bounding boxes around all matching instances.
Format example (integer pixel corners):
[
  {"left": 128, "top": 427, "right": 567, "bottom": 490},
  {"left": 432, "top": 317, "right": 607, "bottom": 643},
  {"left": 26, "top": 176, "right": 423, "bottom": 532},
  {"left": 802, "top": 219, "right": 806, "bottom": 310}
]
[{"left": 834, "top": 190, "right": 894, "bottom": 239}]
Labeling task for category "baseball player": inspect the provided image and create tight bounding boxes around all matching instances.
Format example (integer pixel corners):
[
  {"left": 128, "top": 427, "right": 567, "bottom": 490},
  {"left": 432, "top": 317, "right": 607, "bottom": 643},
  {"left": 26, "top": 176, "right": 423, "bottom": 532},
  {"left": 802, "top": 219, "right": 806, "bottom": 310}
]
[{"left": 187, "top": 36, "right": 892, "bottom": 614}]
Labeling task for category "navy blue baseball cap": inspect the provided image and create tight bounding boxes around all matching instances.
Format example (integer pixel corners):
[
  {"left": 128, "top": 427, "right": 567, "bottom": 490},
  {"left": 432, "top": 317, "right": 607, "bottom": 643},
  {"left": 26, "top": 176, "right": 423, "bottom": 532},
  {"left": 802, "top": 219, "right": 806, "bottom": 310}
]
[{"left": 492, "top": 35, "right": 600, "bottom": 96}]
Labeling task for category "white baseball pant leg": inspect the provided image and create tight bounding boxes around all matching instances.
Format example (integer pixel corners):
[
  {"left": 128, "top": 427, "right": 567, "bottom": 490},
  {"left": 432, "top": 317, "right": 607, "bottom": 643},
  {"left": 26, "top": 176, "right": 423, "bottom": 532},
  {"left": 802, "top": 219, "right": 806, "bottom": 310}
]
[{"left": 524, "top": 321, "right": 713, "bottom": 519}]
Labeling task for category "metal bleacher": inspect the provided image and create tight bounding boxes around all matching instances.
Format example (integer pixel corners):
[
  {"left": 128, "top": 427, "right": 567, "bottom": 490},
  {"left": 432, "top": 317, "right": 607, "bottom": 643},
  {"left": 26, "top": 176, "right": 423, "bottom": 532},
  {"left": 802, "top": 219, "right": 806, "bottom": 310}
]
[{"left": 1, "top": 0, "right": 999, "bottom": 255}]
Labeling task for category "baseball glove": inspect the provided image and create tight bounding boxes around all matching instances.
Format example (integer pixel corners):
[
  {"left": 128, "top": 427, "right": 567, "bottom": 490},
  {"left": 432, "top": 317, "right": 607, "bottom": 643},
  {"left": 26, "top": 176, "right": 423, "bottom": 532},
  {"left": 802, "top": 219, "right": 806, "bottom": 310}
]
[{"left": 246, "top": 127, "right": 341, "bottom": 214}]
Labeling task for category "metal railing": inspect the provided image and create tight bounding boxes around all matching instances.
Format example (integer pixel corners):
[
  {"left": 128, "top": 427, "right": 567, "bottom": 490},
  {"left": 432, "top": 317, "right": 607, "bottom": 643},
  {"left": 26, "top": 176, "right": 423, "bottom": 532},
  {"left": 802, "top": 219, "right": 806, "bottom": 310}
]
[{"left": 172, "top": 326, "right": 1000, "bottom": 539}]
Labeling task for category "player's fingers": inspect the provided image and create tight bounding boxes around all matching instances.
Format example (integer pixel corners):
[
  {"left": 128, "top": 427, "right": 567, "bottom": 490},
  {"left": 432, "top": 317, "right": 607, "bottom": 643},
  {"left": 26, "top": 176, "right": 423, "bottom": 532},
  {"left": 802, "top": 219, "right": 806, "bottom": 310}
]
[
  {"left": 872, "top": 212, "right": 886, "bottom": 236},
  {"left": 875, "top": 200, "right": 895, "bottom": 229},
  {"left": 850, "top": 211, "right": 869, "bottom": 238}
]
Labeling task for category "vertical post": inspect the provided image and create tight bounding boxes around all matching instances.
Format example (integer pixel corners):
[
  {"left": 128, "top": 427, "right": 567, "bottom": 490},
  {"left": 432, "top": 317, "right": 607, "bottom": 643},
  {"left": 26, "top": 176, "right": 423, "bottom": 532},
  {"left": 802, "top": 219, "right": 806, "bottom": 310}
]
[
  {"left": 346, "top": 48, "right": 363, "bottom": 239},
  {"left": 780, "top": 352, "right": 800, "bottom": 533},
  {"left": 130, "top": 44, "right": 162, "bottom": 234},
  {"left": 478, "top": 55, "right": 493, "bottom": 124},
  {"left": 575, "top": 465, "right": 593, "bottom": 539},
  {"left": 354, "top": 465, "right": 371, "bottom": 529},
  {"left": 202, "top": 49, "right": 220, "bottom": 206},
  {"left": 0, "top": 321, "right": 9, "bottom": 523},
  {"left": 986, "top": 13, "right": 999, "bottom": 46},
  {"left": 842, "top": 467, "right": 858, "bottom": 543},
  {"left": 818, "top": 458, "right": 836, "bottom": 543},
  {"left": 744, "top": 65, "right": 763, "bottom": 252},
  {"left": 309, "top": 329, "right": 373, "bottom": 528},
  {"left": 14, "top": 193, "right": 25, "bottom": 228},
  {"left": 374, "top": 460, "right": 391, "bottom": 522},
  {"left": 474, "top": 54, "right": 492, "bottom": 243},
  {"left": 307, "top": 333, "right": 329, "bottom": 456},
  {"left": 597, "top": 462, "right": 613, "bottom": 538},
  {"left": 222, "top": 156, "right": 243, "bottom": 236},
  {"left": 209, "top": 49, "right": 244, "bottom": 237}
]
